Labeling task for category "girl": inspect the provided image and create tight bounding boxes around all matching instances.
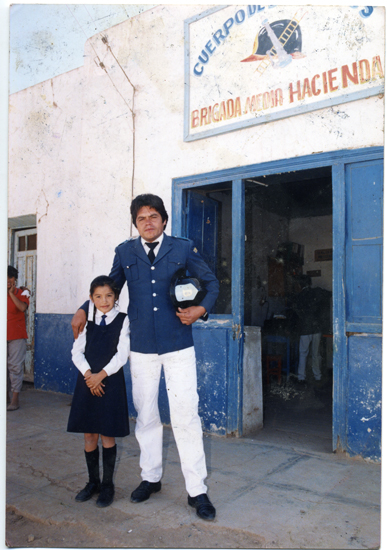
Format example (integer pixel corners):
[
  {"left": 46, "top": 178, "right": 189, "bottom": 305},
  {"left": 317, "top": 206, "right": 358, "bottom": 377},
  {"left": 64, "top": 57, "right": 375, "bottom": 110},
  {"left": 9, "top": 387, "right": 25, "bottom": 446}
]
[{"left": 67, "top": 275, "right": 130, "bottom": 508}]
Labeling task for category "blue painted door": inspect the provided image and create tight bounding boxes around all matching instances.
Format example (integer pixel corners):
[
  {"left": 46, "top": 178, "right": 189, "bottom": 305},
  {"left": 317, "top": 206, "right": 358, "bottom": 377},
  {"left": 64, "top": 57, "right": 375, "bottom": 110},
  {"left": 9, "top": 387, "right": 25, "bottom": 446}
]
[
  {"left": 344, "top": 159, "right": 383, "bottom": 460},
  {"left": 186, "top": 191, "right": 218, "bottom": 275},
  {"left": 183, "top": 186, "right": 245, "bottom": 435}
]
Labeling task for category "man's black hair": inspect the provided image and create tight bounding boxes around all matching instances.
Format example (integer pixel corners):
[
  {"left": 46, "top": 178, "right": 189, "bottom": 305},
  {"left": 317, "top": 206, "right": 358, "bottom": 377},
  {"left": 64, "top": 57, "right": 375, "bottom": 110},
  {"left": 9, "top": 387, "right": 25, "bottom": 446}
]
[
  {"left": 89, "top": 275, "right": 120, "bottom": 300},
  {"left": 8, "top": 265, "right": 18, "bottom": 279},
  {"left": 130, "top": 194, "right": 169, "bottom": 228}
]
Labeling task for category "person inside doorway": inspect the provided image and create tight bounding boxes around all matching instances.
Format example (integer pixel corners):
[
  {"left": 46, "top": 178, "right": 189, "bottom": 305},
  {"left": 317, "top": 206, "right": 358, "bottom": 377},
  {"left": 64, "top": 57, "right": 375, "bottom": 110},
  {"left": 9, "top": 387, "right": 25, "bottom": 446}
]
[
  {"left": 7, "top": 265, "right": 29, "bottom": 411},
  {"left": 71, "top": 194, "right": 219, "bottom": 521},
  {"left": 293, "top": 275, "right": 331, "bottom": 387}
]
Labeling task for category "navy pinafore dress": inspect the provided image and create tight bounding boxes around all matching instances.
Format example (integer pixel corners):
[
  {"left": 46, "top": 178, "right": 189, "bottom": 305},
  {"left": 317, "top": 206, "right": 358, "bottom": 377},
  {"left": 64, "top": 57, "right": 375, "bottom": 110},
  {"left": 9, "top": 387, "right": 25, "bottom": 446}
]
[{"left": 67, "top": 312, "right": 130, "bottom": 437}]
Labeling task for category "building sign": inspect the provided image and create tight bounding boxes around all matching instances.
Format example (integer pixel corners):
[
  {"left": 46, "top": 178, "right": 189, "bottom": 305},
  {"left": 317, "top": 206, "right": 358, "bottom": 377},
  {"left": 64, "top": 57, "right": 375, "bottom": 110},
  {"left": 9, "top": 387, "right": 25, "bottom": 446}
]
[{"left": 184, "top": 5, "right": 384, "bottom": 141}]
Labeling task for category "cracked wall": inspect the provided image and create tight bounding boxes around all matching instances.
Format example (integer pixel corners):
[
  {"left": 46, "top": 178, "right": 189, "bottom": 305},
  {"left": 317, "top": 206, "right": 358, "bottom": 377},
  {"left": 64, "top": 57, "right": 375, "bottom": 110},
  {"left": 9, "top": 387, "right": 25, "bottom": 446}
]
[{"left": 8, "top": 4, "right": 384, "bottom": 316}]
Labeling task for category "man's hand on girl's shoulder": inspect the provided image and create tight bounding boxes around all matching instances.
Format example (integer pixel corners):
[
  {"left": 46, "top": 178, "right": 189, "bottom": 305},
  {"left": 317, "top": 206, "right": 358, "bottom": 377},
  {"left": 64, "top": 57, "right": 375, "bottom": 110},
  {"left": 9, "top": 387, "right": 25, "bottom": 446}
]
[{"left": 71, "top": 308, "right": 87, "bottom": 339}]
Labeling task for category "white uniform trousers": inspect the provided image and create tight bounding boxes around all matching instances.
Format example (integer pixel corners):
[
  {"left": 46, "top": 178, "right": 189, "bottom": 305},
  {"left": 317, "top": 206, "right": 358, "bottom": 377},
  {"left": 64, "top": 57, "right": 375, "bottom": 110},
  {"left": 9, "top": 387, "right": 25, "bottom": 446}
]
[
  {"left": 130, "top": 346, "right": 207, "bottom": 497},
  {"left": 298, "top": 333, "right": 322, "bottom": 381},
  {"left": 7, "top": 339, "right": 26, "bottom": 393}
]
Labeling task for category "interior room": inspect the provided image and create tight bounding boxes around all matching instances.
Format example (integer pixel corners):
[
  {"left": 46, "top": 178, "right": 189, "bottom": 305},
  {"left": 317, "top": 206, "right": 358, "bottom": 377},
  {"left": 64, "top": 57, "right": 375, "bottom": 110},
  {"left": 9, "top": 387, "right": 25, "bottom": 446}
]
[
  {"left": 184, "top": 168, "right": 333, "bottom": 452},
  {"left": 244, "top": 167, "right": 333, "bottom": 453}
]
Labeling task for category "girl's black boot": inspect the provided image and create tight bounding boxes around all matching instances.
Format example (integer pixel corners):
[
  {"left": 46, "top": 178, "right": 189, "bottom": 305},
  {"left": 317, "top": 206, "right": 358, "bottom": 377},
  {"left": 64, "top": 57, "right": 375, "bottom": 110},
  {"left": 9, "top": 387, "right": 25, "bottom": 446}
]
[
  {"left": 75, "top": 447, "right": 101, "bottom": 502},
  {"left": 96, "top": 444, "right": 116, "bottom": 508}
]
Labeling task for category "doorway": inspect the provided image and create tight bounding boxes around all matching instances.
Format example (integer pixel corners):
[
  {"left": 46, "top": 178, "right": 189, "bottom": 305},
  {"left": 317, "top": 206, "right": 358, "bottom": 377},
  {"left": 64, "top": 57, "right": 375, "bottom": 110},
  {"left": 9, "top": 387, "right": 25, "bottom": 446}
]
[
  {"left": 8, "top": 222, "right": 37, "bottom": 382},
  {"left": 244, "top": 168, "right": 333, "bottom": 453},
  {"left": 181, "top": 169, "right": 333, "bottom": 451},
  {"left": 173, "top": 146, "right": 383, "bottom": 459}
]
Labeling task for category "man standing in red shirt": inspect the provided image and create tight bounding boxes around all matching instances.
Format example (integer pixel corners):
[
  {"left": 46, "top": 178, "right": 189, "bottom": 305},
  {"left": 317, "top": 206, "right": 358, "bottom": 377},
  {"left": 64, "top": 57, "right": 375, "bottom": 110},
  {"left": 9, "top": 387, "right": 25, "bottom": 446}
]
[{"left": 7, "top": 266, "right": 29, "bottom": 411}]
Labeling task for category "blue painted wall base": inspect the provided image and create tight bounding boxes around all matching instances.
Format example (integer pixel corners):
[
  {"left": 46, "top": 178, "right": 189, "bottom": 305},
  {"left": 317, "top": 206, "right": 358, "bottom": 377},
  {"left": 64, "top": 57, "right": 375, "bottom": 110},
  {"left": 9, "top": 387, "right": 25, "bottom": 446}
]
[
  {"left": 346, "top": 335, "right": 382, "bottom": 461},
  {"left": 34, "top": 314, "right": 228, "bottom": 435},
  {"left": 34, "top": 314, "right": 383, "bottom": 459}
]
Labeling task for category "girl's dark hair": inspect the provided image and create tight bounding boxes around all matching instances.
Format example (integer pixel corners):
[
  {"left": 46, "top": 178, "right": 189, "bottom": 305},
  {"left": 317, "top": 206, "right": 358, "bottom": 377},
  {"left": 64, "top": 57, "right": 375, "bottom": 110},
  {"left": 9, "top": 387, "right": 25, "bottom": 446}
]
[
  {"left": 8, "top": 265, "right": 18, "bottom": 279},
  {"left": 89, "top": 276, "right": 120, "bottom": 299},
  {"left": 130, "top": 194, "right": 168, "bottom": 228}
]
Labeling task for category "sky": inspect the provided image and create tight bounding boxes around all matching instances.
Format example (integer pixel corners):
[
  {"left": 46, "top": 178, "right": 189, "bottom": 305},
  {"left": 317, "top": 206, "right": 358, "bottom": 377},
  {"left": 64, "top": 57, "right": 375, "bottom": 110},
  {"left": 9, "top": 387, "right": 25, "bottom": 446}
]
[
  {"left": 8, "top": 4, "right": 156, "bottom": 94},
  {"left": 1, "top": 3, "right": 156, "bottom": 310}
]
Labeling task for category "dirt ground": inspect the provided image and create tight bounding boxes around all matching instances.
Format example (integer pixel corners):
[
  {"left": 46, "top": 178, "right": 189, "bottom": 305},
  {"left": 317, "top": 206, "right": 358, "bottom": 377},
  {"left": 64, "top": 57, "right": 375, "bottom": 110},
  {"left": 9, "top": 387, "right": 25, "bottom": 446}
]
[
  {"left": 6, "top": 507, "right": 267, "bottom": 549},
  {"left": 6, "top": 387, "right": 381, "bottom": 550}
]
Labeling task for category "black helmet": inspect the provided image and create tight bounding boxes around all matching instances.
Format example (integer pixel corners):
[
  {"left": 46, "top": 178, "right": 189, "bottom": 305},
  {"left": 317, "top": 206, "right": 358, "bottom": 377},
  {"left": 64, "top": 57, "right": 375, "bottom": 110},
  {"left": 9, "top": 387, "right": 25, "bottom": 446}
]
[
  {"left": 255, "top": 19, "right": 302, "bottom": 56},
  {"left": 170, "top": 268, "right": 207, "bottom": 310}
]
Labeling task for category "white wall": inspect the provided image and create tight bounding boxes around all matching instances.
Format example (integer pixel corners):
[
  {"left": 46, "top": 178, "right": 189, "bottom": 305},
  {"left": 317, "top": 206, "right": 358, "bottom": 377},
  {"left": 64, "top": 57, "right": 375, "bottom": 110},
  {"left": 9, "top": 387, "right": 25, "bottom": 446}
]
[
  {"left": 289, "top": 216, "right": 332, "bottom": 291},
  {"left": 9, "top": 68, "right": 85, "bottom": 311},
  {"left": 8, "top": 5, "right": 384, "bottom": 313}
]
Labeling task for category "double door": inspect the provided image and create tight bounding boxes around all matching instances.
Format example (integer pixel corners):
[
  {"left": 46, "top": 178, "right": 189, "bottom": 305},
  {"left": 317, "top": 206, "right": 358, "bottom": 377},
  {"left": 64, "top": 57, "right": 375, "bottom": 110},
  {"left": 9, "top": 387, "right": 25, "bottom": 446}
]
[{"left": 173, "top": 147, "right": 383, "bottom": 459}]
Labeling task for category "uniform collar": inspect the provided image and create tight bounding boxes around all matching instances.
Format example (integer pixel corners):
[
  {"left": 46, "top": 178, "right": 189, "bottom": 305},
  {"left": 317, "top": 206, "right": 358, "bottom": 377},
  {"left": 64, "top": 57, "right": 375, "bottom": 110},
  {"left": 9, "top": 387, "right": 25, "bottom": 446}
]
[
  {"left": 141, "top": 232, "right": 164, "bottom": 255},
  {"left": 88, "top": 302, "right": 119, "bottom": 322}
]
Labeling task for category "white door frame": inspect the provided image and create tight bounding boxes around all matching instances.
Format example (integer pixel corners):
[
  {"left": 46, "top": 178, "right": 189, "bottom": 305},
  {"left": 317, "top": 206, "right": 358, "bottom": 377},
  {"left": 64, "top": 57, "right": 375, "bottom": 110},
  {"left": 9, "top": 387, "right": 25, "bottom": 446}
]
[{"left": 11, "top": 227, "right": 37, "bottom": 382}]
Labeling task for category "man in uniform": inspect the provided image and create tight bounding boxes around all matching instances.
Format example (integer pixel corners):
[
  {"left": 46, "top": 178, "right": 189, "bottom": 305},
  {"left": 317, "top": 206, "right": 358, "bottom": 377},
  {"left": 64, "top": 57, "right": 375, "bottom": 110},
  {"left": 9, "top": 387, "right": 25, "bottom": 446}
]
[{"left": 71, "top": 194, "right": 219, "bottom": 520}]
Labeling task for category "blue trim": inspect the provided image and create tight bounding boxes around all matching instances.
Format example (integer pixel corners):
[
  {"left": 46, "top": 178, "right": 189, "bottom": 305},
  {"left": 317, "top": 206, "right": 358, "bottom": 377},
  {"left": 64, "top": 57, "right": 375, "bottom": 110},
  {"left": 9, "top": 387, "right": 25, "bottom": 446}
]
[
  {"left": 172, "top": 145, "right": 384, "bottom": 453},
  {"left": 230, "top": 179, "right": 245, "bottom": 434},
  {"left": 185, "top": 86, "right": 385, "bottom": 142},
  {"left": 172, "top": 185, "right": 184, "bottom": 236},
  {"left": 332, "top": 163, "right": 348, "bottom": 452},
  {"left": 172, "top": 148, "right": 384, "bottom": 187},
  {"left": 184, "top": 5, "right": 228, "bottom": 25}
]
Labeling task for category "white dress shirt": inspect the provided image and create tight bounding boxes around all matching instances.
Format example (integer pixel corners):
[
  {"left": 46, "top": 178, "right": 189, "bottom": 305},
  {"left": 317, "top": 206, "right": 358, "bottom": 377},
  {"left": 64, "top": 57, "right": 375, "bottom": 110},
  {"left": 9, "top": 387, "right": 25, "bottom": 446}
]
[
  {"left": 141, "top": 232, "right": 164, "bottom": 258},
  {"left": 72, "top": 303, "right": 130, "bottom": 377}
]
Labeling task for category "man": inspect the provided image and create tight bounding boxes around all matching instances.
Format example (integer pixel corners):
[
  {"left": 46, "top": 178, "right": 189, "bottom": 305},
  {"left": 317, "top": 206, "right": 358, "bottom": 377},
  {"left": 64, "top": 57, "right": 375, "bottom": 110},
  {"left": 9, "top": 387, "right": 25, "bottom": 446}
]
[
  {"left": 293, "top": 275, "right": 331, "bottom": 386},
  {"left": 71, "top": 194, "right": 219, "bottom": 520},
  {"left": 7, "top": 265, "right": 29, "bottom": 411}
]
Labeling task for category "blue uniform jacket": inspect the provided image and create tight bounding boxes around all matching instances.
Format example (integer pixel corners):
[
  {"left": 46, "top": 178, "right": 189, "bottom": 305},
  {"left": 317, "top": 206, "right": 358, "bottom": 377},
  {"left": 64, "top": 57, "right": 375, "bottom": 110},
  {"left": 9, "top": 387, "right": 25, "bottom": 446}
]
[{"left": 109, "top": 234, "right": 219, "bottom": 355}]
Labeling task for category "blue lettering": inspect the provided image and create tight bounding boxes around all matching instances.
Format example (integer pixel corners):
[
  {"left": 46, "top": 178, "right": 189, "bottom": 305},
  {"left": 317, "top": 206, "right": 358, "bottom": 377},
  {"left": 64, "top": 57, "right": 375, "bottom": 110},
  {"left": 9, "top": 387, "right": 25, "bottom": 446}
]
[
  {"left": 194, "top": 63, "right": 203, "bottom": 76},
  {"left": 198, "top": 50, "right": 209, "bottom": 64},
  {"left": 205, "top": 40, "right": 216, "bottom": 55},
  {"left": 235, "top": 9, "right": 245, "bottom": 24},
  {"left": 351, "top": 6, "right": 374, "bottom": 18},
  {"left": 194, "top": 4, "right": 257, "bottom": 76},
  {"left": 360, "top": 6, "right": 373, "bottom": 18},
  {"left": 213, "top": 29, "right": 226, "bottom": 45},
  {"left": 223, "top": 17, "right": 234, "bottom": 36}
]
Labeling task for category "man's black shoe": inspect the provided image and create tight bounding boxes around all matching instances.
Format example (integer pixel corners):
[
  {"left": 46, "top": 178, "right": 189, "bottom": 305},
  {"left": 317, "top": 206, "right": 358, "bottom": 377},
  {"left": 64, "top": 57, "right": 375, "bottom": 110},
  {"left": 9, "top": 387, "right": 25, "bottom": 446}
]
[
  {"left": 130, "top": 480, "right": 161, "bottom": 503},
  {"left": 188, "top": 493, "right": 216, "bottom": 521},
  {"left": 75, "top": 481, "right": 100, "bottom": 502},
  {"left": 96, "top": 483, "right": 115, "bottom": 508}
]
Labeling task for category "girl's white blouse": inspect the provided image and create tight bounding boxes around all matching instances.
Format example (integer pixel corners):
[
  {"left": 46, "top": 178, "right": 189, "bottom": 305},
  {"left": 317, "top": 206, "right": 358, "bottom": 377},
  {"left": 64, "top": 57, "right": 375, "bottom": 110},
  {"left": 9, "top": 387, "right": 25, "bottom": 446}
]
[{"left": 71, "top": 303, "right": 130, "bottom": 377}]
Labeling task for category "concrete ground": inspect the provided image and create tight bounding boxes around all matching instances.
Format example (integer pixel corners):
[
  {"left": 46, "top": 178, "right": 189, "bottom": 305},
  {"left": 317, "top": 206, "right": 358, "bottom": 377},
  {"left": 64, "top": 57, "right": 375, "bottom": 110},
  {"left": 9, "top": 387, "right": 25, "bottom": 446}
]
[{"left": 6, "top": 385, "right": 381, "bottom": 549}]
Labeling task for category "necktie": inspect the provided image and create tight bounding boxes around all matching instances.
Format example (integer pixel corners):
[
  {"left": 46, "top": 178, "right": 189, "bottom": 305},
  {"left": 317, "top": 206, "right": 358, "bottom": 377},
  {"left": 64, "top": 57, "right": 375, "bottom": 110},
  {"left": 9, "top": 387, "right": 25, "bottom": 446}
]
[
  {"left": 146, "top": 242, "right": 159, "bottom": 264},
  {"left": 100, "top": 315, "right": 107, "bottom": 326}
]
